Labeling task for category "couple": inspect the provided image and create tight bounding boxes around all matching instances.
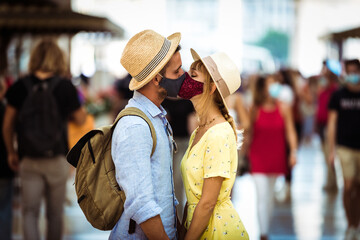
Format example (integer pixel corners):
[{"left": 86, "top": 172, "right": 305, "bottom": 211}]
[{"left": 110, "top": 30, "right": 249, "bottom": 240}]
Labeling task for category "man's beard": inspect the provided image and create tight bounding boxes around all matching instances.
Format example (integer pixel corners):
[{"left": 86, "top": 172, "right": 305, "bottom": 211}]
[{"left": 158, "top": 86, "right": 167, "bottom": 101}]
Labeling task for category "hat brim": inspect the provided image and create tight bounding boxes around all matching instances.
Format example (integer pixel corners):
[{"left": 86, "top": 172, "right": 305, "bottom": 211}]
[
  {"left": 190, "top": 48, "right": 230, "bottom": 113},
  {"left": 129, "top": 33, "right": 181, "bottom": 91}
]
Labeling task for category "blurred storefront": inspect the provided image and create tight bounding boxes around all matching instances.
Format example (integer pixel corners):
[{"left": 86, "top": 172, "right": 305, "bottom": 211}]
[
  {"left": 0, "top": 0, "right": 124, "bottom": 88},
  {"left": 321, "top": 26, "right": 360, "bottom": 61}
]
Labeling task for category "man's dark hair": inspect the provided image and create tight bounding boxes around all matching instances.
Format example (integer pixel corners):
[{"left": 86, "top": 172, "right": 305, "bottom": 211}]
[
  {"left": 344, "top": 59, "right": 360, "bottom": 71},
  {"left": 159, "top": 45, "right": 182, "bottom": 76}
]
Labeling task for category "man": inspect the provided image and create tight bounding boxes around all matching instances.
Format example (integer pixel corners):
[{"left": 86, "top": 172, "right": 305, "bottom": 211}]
[
  {"left": 3, "top": 39, "right": 86, "bottom": 240},
  {"left": 110, "top": 30, "right": 184, "bottom": 239},
  {"left": 328, "top": 59, "right": 360, "bottom": 240}
]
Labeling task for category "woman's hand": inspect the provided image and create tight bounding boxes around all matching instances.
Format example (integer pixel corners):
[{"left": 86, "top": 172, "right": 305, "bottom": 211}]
[{"left": 288, "top": 150, "right": 297, "bottom": 169}]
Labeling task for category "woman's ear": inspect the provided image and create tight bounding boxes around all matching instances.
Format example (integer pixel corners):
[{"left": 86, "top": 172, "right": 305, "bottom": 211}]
[{"left": 210, "top": 82, "right": 217, "bottom": 95}]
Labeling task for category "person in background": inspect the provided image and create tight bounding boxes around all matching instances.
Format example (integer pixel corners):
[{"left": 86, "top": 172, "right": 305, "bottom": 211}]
[
  {"left": 180, "top": 49, "right": 248, "bottom": 240},
  {"left": 68, "top": 73, "right": 95, "bottom": 149},
  {"left": 277, "top": 69, "right": 302, "bottom": 201},
  {"left": 328, "top": 59, "right": 360, "bottom": 240},
  {"left": 245, "top": 74, "right": 297, "bottom": 240},
  {"left": 316, "top": 60, "right": 339, "bottom": 192},
  {"left": 299, "top": 75, "right": 318, "bottom": 144},
  {"left": 0, "top": 78, "right": 14, "bottom": 240},
  {"left": 2, "top": 39, "right": 86, "bottom": 240},
  {"left": 225, "top": 91, "right": 250, "bottom": 176},
  {"left": 112, "top": 73, "right": 133, "bottom": 119}
]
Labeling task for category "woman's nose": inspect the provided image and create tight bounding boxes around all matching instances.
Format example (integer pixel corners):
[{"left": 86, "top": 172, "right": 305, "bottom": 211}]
[{"left": 178, "top": 68, "right": 185, "bottom": 77}]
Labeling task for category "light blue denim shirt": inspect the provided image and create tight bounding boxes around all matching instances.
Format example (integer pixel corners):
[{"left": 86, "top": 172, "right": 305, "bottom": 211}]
[{"left": 109, "top": 91, "right": 178, "bottom": 240}]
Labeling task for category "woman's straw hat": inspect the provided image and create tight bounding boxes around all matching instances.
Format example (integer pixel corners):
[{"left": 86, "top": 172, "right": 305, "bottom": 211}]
[
  {"left": 190, "top": 48, "right": 241, "bottom": 111},
  {"left": 121, "top": 30, "right": 181, "bottom": 91}
]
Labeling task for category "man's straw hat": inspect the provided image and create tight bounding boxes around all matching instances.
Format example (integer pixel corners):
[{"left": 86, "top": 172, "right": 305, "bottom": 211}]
[
  {"left": 190, "top": 48, "right": 241, "bottom": 111},
  {"left": 121, "top": 30, "right": 181, "bottom": 91}
]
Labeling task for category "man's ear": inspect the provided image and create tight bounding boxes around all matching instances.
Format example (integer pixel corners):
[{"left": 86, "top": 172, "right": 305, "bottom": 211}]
[
  {"left": 152, "top": 74, "right": 162, "bottom": 86},
  {"left": 210, "top": 82, "right": 217, "bottom": 94}
]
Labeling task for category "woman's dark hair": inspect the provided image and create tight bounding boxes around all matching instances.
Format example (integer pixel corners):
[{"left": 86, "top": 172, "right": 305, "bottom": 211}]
[
  {"left": 253, "top": 75, "right": 267, "bottom": 107},
  {"left": 344, "top": 59, "right": 360, "bottom": 72},
  {"left": 279, "top": 69, "right": 295, "bottom": 91}
]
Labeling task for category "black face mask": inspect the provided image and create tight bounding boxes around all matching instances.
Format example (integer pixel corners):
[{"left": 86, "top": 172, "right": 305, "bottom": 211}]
[{"left": 159, "top": 72, "right": 186, "bottom": 98}]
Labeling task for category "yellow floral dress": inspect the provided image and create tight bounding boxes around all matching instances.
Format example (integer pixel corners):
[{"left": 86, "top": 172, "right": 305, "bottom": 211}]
[{"left": 181, "top": 122, "right": 249, "bottom": 240}]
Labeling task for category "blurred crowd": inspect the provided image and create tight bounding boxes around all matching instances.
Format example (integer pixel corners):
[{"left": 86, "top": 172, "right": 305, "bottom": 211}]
[{"left": 1, "top": 38, "right": 360, "bottom": 240}]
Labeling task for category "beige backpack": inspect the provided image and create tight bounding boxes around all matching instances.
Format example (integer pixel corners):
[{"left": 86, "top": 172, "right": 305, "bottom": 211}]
[{"left": 67, "top": 107, "right": 157, "bottom": 230}]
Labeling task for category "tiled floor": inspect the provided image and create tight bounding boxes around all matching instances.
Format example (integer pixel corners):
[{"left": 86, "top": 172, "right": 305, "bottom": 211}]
[
  {"left": 11, "top": 135, "right": 347, "bottom": 239},
  {"left": 232, "top": 136, "right": 346, "bottom": 240}
]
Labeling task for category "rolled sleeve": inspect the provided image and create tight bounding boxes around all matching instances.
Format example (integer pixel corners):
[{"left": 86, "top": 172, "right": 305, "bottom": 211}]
[
  {"left": 111, "top": 116, "right": 162, "bottom": 224},
  {"left": 132, "top": 200, "right": 163, "bottom": 224}
]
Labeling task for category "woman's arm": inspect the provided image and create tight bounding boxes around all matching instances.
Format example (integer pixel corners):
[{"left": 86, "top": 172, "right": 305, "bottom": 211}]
[
  {"left": 184, "top": 177, "right": 223, "bottom": 240},
  {"left": 242, "top": 105, "right": 256, "bottom": 155},
  {"left": 281, "top": 104, "right": 298, "bottom": 168}
]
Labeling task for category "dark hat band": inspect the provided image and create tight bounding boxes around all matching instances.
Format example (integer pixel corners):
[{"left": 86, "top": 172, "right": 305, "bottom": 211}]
[{"left": 134, "top": 38, "right": 171, "bottom": 82}]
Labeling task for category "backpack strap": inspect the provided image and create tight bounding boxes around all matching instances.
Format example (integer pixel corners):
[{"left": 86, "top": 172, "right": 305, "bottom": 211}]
[{"left": 113, "top": 107, "right": 157, "bottom": 156}]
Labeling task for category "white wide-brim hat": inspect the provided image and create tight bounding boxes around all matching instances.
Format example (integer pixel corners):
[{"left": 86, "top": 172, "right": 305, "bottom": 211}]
[
  {"left": 190, "top": 48, "right": 241, "bottom": 111},
  {"left": 121, "top": 29, "right": 181, "bottom": 91}
]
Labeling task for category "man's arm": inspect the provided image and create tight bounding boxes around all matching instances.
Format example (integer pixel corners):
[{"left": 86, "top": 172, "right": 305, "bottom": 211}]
[
  {"left": 234, "top": 93, "right": 250, "bottom": 130},
  {"left": 140, "top": 215, "right": 170, "bottom": 240},
  {"left": 112, "top": 117, "right": 169, "bottom": 239},
  {"left": 2, "top": 105, "right": 19, "bottom": 171},
  {"left": 327, "top": 110, "right": 338, "bottom": 166},
  {"left": 69, "top": 106, "right": 87, "bottom": 126}
]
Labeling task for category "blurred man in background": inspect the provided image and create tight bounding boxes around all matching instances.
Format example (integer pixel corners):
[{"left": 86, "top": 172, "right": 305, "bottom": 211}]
[
  {"left": 328, "top": 59, "right": 360, "bottom": 240},
  {"left": 0, "top": 78, "right": 14, "bottom": 240}
]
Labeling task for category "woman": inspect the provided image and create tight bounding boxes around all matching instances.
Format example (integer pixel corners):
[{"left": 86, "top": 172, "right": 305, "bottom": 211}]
[
  {"left": 245, "top": 74, "right": 297, "bottom": 240},
  {"left": 179, "top": 49, "right": 249, "bottom": 240}
]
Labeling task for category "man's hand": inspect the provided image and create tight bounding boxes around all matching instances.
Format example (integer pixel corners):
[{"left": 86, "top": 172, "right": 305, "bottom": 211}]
[
  {"left": 328, "top": 150, "right": 335, "bottom": 167},
  {"left": 8, "top": 152, "right": 19, "bottom": 172},
  {"left": 177, "top": 222, "right": 186, "bottom": 240}
]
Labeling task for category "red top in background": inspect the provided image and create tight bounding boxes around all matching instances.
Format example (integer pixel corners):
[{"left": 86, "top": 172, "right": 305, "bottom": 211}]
[
  {"left": 316, "top": 83, "right": 338, "bottom": 125},
  {"left": 249, "top": 106, "right": 287, "bottom": 174}
]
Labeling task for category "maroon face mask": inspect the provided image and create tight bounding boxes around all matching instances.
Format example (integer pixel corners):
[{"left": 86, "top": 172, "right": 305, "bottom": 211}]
[{"left": 178, "top": 72, "right": 204, "bottom": 100}]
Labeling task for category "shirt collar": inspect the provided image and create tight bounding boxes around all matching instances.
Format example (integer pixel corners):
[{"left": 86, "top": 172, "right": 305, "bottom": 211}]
[{"left": 133, "top": 91, "right": 167, "bottom": 118}]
